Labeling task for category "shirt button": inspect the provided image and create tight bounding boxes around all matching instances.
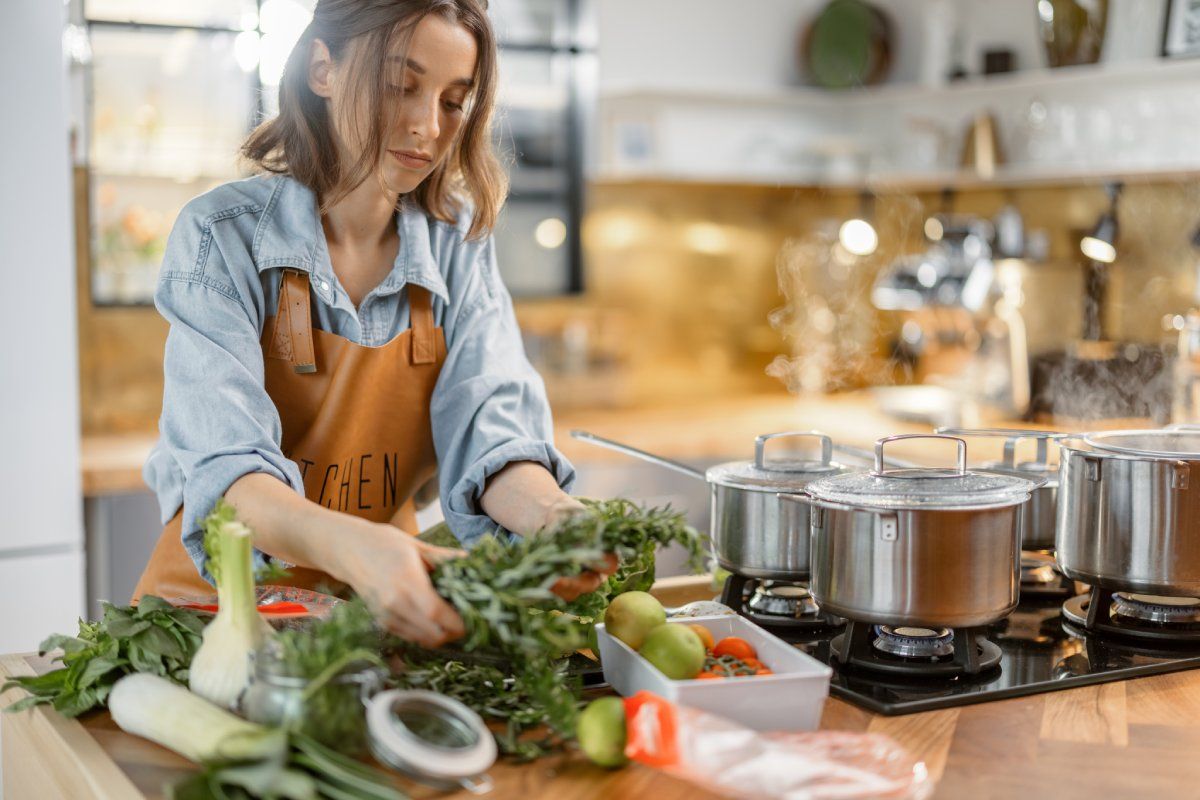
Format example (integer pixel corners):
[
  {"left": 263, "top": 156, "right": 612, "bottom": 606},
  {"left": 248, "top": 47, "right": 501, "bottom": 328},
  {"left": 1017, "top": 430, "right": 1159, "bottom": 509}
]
[{"left": 320, "top": 280, "right": 330, "bottom": 291}]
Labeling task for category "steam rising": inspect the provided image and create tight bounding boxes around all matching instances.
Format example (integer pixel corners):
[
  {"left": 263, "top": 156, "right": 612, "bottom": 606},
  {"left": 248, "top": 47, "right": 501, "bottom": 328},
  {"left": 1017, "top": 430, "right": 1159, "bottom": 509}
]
[{"left": 763, "top": 183, "right": 1198, "bottom": 424}]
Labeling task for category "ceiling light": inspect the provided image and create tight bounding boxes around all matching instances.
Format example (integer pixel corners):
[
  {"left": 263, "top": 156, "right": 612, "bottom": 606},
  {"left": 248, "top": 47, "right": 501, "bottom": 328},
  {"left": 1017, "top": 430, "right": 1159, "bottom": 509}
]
[
  {"left": 534, "top": 217, "right": 567, "bottom": 249},
  {"left": 1080, "top": 182, "right": 1121, "bottom": 264},
  {"left": 924, "top": 216, "right": 944, "bottom": 242},
  {"left": 839, "top": 190, "right": 879, "bottom": 257},
  {"left": 839, "top": 218, "right": 878, "bottom": 257}
]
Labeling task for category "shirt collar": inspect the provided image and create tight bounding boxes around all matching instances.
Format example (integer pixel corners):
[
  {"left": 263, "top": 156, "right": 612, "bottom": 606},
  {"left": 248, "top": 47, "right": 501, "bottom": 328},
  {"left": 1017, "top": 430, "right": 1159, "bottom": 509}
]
[{"left": 253, "top": 174, "right": 449, "bottom": 304}]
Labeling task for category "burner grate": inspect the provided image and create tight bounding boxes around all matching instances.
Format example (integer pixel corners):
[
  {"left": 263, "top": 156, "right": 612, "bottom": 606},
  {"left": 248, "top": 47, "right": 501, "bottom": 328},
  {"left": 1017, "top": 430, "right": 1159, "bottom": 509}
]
[
  {"left": 873, "top": 625, "right": 955, "bottom": 658},
  {"left": 720, "top": 573, "right": 843, "bottom": 632},
  {"left": 1018, "top": 551, "right": 1076, "bottom": 599},
  {"left": 831, "top": 619, "right": 1001, "bottom": 678},
  {"left": 1113, "top": 593, "right": 1200, "bottom": 624},
  {"left": 1062, "top": 587, "right": 1200, "bottom": 644}
]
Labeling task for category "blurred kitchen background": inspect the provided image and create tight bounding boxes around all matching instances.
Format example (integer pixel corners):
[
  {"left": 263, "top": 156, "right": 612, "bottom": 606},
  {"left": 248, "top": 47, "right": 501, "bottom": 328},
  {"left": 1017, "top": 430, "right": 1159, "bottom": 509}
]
[{"left": 7, "top": 0, "right": 1200, "bottom": 650}]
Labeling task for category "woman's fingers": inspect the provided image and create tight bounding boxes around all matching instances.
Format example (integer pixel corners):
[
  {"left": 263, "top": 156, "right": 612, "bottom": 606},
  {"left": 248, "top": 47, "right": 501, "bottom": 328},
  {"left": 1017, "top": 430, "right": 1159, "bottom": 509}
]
[
  {"left": 381, "top": 598, "right": 455, "bottom": 648},
  {"left": 414, "top": 541, "right": 466, "bottom": 570},
  {"left": 431, "top": 598, "right": 466, "bottom": 640}
]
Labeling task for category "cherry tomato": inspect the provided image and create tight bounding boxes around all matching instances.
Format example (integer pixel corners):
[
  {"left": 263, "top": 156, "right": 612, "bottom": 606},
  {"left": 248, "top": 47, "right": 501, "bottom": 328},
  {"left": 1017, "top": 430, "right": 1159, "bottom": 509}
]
[
  {"left": 755, "top": 667, "right": 774, "bottom": 676},
  {"left": 686, "top": 624, "right": 715, "bottom": 651},
  {"left": 712, "top": 636, "right": 757, "bottom": 661},
  {"left": 695, "top": 671, "right": 723, "bottom": 680},
  {"left": 740, "top": 657, "right": 764, "bottom": 670}
]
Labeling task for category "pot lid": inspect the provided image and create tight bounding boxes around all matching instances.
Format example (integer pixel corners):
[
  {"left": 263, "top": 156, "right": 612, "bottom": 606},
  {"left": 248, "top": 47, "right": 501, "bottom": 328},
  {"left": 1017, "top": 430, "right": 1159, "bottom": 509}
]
[
  {"left": 802, "top": 434, "right": 1040, "bottom": 509},
  {"left": 936, "top": 427, "right": 1064, "bottom": 478},
  {"left": 1082, "top": 429, "right": 1200, "bottom": 459},
  {"left": 706, "top": 431, "right": 848, "bottom": 491}
]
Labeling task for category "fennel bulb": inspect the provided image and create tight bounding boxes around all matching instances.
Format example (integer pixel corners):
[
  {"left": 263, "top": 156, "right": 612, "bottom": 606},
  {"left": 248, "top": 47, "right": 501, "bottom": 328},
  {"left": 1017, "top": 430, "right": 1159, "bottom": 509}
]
[
  {"left": 188, "top": 501, "right": 275, "bottom": 709},
  {"left": 110, "top": 673, "right": 287, "bottom": 764}
]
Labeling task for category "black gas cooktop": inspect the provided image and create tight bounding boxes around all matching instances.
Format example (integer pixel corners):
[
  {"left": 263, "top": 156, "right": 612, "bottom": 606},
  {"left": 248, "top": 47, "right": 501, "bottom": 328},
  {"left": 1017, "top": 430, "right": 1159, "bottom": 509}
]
[{"left": 781, "top": 597, "right": 1200, "bottom": 715}]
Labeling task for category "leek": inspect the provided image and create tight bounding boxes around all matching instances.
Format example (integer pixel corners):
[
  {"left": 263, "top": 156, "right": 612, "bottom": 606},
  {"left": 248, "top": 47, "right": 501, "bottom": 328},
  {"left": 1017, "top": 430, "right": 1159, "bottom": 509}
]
[{"left": 188, "top": 500, "right": 275, "bottom": 709}]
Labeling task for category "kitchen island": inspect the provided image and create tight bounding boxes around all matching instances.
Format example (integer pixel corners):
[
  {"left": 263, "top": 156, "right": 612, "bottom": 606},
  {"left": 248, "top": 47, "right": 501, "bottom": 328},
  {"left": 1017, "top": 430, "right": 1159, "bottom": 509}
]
[{"left": 4, "top": 577, "right": 1200, "bottom": 800}]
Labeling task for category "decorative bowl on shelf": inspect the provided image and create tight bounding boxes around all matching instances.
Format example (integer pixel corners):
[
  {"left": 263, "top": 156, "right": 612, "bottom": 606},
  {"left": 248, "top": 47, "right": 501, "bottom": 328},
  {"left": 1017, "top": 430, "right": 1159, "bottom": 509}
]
[{"left": 800, "top": 0, "right": 893, "bottom": 90}]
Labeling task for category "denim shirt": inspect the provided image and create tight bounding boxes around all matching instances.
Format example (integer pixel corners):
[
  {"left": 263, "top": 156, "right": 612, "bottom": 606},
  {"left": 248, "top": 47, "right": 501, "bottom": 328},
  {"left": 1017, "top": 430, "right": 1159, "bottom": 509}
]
[{"left": 143, "top": 173, "right": 575, "bottom": 583}]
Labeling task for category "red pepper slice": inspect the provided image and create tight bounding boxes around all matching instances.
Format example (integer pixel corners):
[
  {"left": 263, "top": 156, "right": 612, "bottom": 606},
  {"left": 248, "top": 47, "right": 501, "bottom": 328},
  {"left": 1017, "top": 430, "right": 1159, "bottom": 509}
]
[{"left": 179, "top": 601, "right": 309, "bottom": 615}]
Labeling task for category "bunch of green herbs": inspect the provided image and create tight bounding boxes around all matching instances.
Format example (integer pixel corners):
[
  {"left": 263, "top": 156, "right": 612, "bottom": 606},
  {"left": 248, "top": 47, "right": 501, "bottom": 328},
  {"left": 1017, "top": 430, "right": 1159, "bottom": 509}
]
[
  {"left": 393, "top": 657, "right": 578, "bottom": 761},
  {"left": 1, "top": 596, "right": 206, "bottom": 717},
  {"left": 395, "top": 498, "right": 702, "bottom": 758},
  {"left": 266, "top": 598, "right": 386, "bottom": 754}
]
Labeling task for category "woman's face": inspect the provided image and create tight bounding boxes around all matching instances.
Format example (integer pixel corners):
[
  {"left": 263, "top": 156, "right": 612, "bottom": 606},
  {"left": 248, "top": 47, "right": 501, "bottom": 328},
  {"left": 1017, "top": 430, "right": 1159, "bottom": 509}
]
[{"left": 318, "top": 14, "right": 479, "bottom": 195}]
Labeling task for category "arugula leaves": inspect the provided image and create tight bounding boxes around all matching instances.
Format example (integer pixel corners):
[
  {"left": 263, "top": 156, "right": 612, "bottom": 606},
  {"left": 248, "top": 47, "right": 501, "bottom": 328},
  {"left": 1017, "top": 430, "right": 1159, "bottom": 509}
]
[{"left": 1, "top": 596, "right": 206, "bottom": 717}]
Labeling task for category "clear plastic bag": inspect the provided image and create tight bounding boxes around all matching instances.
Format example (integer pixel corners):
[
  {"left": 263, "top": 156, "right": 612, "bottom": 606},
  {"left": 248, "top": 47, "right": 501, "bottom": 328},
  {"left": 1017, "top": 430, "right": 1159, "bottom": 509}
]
[{"left": 623, "top": 692, "right": 932, "bottom": 800}]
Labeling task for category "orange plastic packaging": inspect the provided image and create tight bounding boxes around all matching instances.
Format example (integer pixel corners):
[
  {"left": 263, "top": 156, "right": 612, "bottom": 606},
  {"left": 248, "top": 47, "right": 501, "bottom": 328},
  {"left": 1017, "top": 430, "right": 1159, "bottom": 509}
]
[{"left": 622, "top": 691, "right": 931, "bottom": 799}]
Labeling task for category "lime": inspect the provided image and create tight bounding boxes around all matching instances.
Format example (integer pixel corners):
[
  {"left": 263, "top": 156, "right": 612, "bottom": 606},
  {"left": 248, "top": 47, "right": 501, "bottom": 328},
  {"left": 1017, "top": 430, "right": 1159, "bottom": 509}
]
[
  {"left": 576, "top": 697, "right": 628, "bottom": 768},
  {"left": 603, "top": 591, "right": 666, "bottom": 650},
  {"left": 638, "top": 624, "right": 706, "bottom": 680}
]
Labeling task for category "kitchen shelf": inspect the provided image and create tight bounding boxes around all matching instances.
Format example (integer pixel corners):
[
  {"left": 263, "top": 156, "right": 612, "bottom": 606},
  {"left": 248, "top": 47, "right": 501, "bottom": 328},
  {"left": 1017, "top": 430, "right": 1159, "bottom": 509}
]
[
  {"left": 592, "top": 162, "right": 1200, "bottom": 192},
  {"left": 597, "top": 56, "right": 1200, "bottom": 193},
  {"left": 599, "top": 57, "right": 1200, "bottom": 111}
]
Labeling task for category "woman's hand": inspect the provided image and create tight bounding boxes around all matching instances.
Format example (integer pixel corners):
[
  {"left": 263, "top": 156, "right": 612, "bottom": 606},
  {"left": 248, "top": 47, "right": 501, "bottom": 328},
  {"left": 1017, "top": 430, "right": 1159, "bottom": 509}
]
[{"left": 333, "top": 520, "right": 466, "bottom": 648}]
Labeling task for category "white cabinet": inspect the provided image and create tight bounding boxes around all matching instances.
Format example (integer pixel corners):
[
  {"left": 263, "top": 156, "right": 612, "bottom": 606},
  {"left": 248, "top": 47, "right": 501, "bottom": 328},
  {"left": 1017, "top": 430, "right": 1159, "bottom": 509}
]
[
  {"left": 0, "top": 0, "right": 85, "bottom": 647},
  {"left": 0, "top": 552, "right": 85, "bottom": 654}
]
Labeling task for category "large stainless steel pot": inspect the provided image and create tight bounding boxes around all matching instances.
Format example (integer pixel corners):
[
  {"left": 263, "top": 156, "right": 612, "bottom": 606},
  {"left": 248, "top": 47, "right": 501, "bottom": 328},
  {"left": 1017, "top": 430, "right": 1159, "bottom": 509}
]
[
  {"left": 782, "top": 434, "right": 1041, "bottom": 628},
  {"left": 936, "top": 427, "right": 1064, "bottom": 551},
  {"left": 570, "top": 430, "right": 849, "bottom": 580},
  {"left": 1057, "top": 429, "right": 1200, "bottom": 595}
]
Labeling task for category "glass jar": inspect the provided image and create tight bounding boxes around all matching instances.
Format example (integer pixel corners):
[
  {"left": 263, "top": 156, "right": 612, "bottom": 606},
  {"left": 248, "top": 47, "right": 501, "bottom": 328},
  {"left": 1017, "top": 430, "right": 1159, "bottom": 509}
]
[{"left": 241, "top": 646, "right": 386, "bottom": 754}]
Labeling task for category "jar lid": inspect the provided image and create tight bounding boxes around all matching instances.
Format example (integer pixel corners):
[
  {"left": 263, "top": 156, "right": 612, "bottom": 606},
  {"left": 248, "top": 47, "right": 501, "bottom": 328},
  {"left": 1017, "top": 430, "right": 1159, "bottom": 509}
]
[
  {"left": 803, "top": 434, "right": 1040, "bottom": 509},
  {"left": 1082, "top": 429, "right": 1200, "bottom": 459},
  {"left": 706, "top": 431, "right": 848, "bottom": 491},
  {"left": 366, "top": 689, "right": 496, "bottom": 793}
]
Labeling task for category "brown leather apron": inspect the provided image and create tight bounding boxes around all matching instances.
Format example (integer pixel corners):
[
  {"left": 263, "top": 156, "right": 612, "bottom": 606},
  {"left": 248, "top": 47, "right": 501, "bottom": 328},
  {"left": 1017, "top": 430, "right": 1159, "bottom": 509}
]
[{"left": 132, "top": 269, "right": 447, "bottom": 601}]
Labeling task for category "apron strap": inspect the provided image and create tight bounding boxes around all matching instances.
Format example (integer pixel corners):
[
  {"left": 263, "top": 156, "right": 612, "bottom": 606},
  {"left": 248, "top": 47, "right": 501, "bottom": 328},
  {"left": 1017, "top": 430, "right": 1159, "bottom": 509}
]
[
  {"left": 267, "top": 269, "right": 317, "bottom": 374},
  {"left": 409, "top": 284, "right": 436, "bottom": 365}
]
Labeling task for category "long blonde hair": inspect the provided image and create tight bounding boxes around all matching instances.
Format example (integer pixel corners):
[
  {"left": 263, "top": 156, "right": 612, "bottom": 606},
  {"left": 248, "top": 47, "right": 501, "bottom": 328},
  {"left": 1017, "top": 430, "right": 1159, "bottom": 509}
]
[{"left": 241, "top": 0, "right": 506, "bottom": 239}]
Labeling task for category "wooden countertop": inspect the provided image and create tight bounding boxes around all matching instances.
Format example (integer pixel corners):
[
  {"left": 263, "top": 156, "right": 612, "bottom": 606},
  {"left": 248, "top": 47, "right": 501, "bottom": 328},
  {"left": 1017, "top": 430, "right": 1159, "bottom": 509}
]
[
  {"left": 5, "top": 577, "right": 1200, "bottom": 799},
  {"left": 80, "top": 433, "right": 156, "bottom": 496},
  {"left": 83, "top": 390, "right": 1062, "bottom": 496}
]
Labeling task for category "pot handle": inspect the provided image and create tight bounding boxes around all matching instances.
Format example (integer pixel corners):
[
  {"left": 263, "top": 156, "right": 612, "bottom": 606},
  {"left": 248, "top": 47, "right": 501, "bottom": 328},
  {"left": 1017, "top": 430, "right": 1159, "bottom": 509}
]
[
  {"left": 875, "top": 434, "right": 967, "bottom": 476},
  {"left": 569, "top": 430, "right": 707, "bottom": 481},
  {"left": 755, "top": 431, "right": 833, "bottom": 471},
  {"left": 935, "top": 427, "right": 1064, "bottom": 470}
]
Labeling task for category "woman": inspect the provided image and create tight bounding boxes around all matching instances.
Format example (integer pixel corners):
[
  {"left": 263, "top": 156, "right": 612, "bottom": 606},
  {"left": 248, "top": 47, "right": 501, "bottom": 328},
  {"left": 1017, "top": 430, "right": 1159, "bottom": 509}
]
[{"left": 133, "top": 0, "right": 610, "bottom": 648}]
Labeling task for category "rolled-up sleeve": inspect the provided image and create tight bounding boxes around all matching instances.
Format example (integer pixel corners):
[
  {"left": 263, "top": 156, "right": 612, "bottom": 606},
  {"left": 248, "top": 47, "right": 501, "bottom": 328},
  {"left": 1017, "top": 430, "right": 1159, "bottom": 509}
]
[
  {"left": 432, "top": 236, "right": 575, "bottom": 545},
  {"left": 144, "top": 212, "right": 304, "bottom": 585}
]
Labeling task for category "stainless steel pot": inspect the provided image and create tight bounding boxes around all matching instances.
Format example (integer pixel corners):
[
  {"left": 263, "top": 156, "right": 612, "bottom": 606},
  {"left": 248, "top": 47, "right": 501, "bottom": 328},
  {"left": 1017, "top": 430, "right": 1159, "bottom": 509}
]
[
  {"left": 782, "top": 434, "right": 1040, "bottom": 628},
  {"left": 570, "top": 429, "right": 849, "bottom": 580},
  {"left": 1057, "top": 430, "right": 1200, "bottom": 595},
  {"left": 937, "top": 427, "right": 1064, "bottom": 551}
]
